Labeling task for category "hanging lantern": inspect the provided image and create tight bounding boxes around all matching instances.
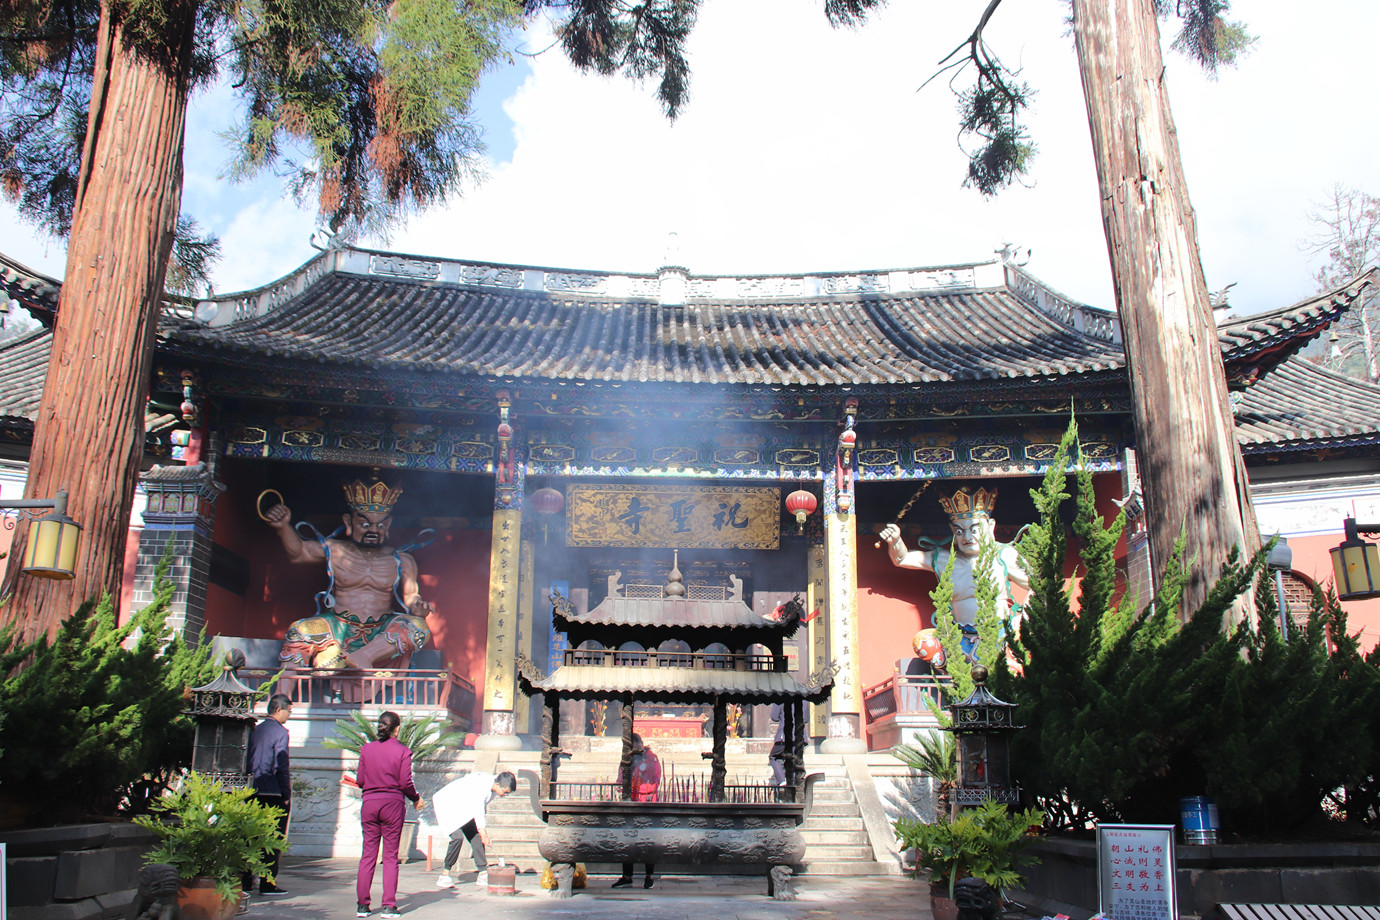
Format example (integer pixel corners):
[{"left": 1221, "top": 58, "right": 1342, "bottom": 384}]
[
  {"left": 17, "top": 490, "right": 83, "bottom": 580},
  {"left": 530, "top": 487, "right": 565, "bottom": 544},
  {"left": 784, "top": 489, "right": 818, "bottom": 535},
  {"left": 1332, "top": 517, "right": 1380, "bottom": 601},
  {"left": 531, "top": 487, "right": 564, "bottom": 516}
]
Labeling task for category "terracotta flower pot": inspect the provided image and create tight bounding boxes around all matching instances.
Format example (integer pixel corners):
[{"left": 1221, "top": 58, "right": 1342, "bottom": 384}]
[
  {"left": 929, "top": 883, "right": 959, "bottom": 920},
  {"left": 177, "top": 878, "right": 240, "bottom": 920}
]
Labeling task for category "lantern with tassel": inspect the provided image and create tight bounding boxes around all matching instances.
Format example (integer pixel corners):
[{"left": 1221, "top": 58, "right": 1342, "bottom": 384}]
[{"left": 784, "top": 489, "right": 818, "bottom": 535}]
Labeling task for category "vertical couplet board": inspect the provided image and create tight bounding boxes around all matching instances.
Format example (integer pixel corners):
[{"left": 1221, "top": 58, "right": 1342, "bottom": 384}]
[
  {"left": 483, "top": 508, "right": 522, "bottom": 712},
  {"left": 1096, "top": 824, "right": 1176, "bottom": 920},
  {"left": 825, "top": 509, "right": 861, "bottom": 718}
]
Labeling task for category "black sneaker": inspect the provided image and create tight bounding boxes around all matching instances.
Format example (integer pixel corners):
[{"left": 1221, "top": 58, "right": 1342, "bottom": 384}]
[
  {"left": 644, "top": 876, "right": 655, "bottom": 889},
  {"left": 259, "top": 884, "right": 289, "bottom": 896},
  {"left": 611, "top": 877, "right": 633, "bottom": 888}
]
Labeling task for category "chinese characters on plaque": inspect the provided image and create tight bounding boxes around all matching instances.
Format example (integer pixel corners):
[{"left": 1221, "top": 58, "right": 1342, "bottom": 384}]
[
  {"left": 1096, "top": 825, "right": 1176, "bottom": 920},
  {"left": 566, "top": 484, "right": 781, "bottom": 549}
]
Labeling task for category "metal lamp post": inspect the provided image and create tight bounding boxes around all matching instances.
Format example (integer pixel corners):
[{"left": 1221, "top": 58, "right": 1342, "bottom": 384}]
[
  {"left": 947, "top": 665, "right": 1021, "bottom": 818},
  {"left": 187, "top": 650, "right": 258, "bottom": 788},
  {"left": 1266, "top": 536, "right": 1293, "bottom": 640},
  {"left": 0, "top": 488, "right": 82, "bottom": 579}
]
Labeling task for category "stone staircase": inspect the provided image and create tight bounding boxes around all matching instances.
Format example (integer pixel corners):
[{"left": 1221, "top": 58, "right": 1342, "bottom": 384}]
[
  {"left": 476, "top": 744, "right": 893, "bottom": 877},
  {"left": 287, "top": 722, "right": 915, "bottom": 878}
]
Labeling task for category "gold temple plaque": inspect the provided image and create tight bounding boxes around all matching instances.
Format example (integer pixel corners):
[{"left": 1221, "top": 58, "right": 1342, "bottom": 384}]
[{"left": 566, "top": 483, "right": 781, "bottom": 549}]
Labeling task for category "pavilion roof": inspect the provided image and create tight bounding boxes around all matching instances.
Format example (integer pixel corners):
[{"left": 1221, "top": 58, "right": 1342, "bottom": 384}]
[
  {"left": 1235, "top": 356, "right": 1380, "bottom": 453},
  {"left": 515, "top": 658, "right": 833, "bottom": 701}
]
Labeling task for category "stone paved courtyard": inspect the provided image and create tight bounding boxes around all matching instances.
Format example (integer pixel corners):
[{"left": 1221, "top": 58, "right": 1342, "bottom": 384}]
[{"left": 239, "top": 858, "right": 931, "bottom": 920}]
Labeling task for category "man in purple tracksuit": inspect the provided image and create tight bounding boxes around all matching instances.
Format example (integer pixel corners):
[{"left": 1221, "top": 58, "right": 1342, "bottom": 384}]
[{"left": 243, "top": 693, "right": 293, "bottom": 896}]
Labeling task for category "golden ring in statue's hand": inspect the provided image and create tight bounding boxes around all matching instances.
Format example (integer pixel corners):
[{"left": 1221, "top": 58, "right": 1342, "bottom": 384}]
[{"left": 256, "top": 489, "right": 285, "bottom": 522}]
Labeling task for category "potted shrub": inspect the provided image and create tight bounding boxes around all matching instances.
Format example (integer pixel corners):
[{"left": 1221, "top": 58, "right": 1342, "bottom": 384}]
[
  {"left": 894, "top": 800, "right": 1043, "bottom": 920},
  {"left": 324, "top": 711, "right": 464, "bottom": 862},
  {"left": 133, "top": 772, "right": 288, "bottom": 920}
]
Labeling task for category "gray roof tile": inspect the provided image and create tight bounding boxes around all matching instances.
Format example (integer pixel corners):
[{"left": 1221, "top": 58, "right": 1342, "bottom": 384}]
[
  {"left": 1236, "top": 357, "right": 1380, "bottom": 450},
  {"left": 0, "top": 330, "right": 49, "bottom": 422},
  {"left": 163, "top": 272, "right": 1127, "bottom": 385}
]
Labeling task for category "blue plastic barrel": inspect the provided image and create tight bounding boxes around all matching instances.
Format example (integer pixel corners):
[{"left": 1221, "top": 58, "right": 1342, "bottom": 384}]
[{"left": 1180, "top": 795, "right": 1220, "bottom": 845}]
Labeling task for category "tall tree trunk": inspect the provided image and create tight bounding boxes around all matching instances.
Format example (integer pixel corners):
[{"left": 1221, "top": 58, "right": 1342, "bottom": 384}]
[
  {"left": 2, "top": 1, "right": 193, "bottom": 640},
  {"left": 1069, "top": 0, "right": 1260, "bottom": 621}
]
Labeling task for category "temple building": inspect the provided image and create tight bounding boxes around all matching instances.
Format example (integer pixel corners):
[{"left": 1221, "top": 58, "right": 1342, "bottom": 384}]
[{"left": 1, "top": 247, "right": 1378, "bottom": 753}]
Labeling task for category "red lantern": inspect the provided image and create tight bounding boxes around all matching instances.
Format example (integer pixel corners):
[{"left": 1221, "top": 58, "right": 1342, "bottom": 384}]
[
  {"left": 785, "top": 489, "right": 818, "bottom": 535},
  {"left": 530, "top": 487, "right": 564, "bottom": 544},
  {"left": 530, "top": 487, "right": 565, "bottom": 516}
]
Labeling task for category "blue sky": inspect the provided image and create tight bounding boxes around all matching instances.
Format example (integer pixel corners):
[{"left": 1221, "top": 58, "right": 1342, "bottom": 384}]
[{"left": 2, "top": 1, "right": 1377, "bottom": 317}]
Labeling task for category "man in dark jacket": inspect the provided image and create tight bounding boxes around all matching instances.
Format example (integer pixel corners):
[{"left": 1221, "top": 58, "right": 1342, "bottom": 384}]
[{"left": 243, "top": 693, "right": 293, "bottom": 896}]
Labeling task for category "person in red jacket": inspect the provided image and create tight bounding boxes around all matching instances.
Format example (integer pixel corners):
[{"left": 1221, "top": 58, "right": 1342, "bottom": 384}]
[
  {"left": 612, "top": 734, "right": 660, "bottom": 890},
  {"left": 355, "top": 711, "right": 424, "bottom": 918}
]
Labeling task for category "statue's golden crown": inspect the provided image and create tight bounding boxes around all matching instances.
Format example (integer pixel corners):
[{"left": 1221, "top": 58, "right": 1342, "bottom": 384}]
[
  {"left": 343, "top": 479, "right": 403, "bottom": 514},
  {"left": 939, "top": 486, "right": 997, "bottom": 521}
]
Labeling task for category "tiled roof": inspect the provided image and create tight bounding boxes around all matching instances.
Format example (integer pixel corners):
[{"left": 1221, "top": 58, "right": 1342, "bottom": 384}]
[
  {"left": 0, "top": 329, "right": 49, "bottom": 422},
  {"left": 0, "top": 256, "right": 60, "bottom": 324},
  {"left": 164, "top": 272, "right": 1126, "bottom": 386},
  {"left": 566, "top": 596, "right": 779, "bottom": 630},
  {"left": 518, "top": 663, "right": 830, "bottom": 700},
  {"left": 1217, "top": 273, "right": 1372, "bottom": 375},
  {"left": 1236, "top": 356, "right": 1380, "bottom": 451}
]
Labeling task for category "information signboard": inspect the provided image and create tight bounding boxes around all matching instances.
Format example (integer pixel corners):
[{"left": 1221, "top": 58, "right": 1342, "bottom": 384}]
[{"left": 1096, "top": 824, "right": 1176, "bottom": 920}]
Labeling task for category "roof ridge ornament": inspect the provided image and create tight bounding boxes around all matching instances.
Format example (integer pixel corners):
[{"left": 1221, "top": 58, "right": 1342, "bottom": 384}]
[{"left": 658, "top": 231, "right": 688, "bottom": 306}]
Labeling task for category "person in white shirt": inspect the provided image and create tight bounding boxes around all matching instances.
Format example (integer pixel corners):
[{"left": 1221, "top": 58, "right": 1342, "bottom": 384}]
[{"left": 433, "top": 771, "right": 516, "bottom": 888}]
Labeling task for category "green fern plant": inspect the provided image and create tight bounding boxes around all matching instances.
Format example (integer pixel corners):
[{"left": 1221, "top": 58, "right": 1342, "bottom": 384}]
[
  {"left": 323, "top": 710, "right": 464, "bottom": 766},
  {"left": 894, "top": 800, "right": 1043, "bottom": 898},
  {"left": 135, "top": 772, "right": 287, "bottom": 901},
  {"left": 892, "top": 729, "right": 957, "bottom": 816}
]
